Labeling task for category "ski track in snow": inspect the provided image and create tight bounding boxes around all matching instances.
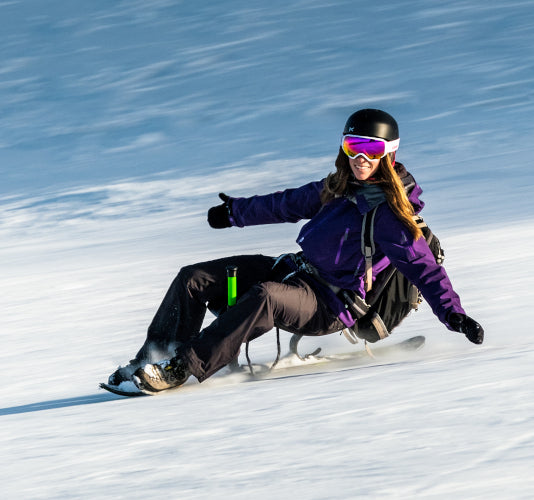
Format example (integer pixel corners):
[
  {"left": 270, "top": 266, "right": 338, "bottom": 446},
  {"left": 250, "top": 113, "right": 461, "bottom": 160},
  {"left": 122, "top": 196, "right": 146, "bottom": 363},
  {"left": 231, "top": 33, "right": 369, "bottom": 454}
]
[{"left": 1, "top": 0, "right": 534, "bottom": 498}]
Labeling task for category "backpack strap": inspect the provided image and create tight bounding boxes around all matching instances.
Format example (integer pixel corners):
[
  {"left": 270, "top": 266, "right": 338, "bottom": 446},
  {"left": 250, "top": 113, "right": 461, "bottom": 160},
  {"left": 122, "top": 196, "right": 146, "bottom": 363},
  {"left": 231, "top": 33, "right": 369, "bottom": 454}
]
[
  {"left": 361, "top": 206, "right": 378, "bottom": 292},
  {"left": 362, "top": 210, "right": 434, "bottom": 292},
  {"left": 412, "top": 214, "right": 427, "bottom": 229}
]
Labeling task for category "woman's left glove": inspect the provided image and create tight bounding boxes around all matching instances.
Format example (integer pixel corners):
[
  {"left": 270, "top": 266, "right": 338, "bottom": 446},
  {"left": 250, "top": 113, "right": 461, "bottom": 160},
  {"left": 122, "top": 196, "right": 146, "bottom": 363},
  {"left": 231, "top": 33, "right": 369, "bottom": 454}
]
[
  {"left": 207, "top": 193, "right": 233, "bottom": 228},
  {"left": 448, "top": 312, "right": 484, "bottom": 344}
]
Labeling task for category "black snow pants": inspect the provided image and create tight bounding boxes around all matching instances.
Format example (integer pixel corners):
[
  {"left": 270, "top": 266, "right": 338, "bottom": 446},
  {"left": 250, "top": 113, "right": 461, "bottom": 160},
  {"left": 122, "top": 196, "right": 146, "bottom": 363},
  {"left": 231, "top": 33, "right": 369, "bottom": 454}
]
[{"left": 135, "top": 254, "right": 345, "bottom": 382}]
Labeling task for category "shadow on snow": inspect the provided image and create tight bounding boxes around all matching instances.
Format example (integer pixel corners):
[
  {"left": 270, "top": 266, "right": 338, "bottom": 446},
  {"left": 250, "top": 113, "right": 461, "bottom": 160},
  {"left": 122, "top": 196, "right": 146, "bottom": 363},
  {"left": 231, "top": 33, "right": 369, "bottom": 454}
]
[{"left": 0, "top": 392, "right": 125, "bottom": 416}]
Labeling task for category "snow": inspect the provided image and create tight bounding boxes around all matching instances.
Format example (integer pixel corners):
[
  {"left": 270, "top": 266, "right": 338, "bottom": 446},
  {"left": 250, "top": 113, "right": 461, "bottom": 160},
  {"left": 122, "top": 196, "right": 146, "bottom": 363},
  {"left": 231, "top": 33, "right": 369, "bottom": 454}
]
[{"left": 1, "top": 0, "right": 533, "bottom": 498}]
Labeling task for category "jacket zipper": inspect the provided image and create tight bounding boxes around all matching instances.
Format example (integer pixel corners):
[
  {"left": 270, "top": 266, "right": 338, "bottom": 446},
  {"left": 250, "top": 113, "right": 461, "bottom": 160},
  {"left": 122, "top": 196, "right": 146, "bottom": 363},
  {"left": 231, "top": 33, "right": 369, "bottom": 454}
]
[{"left": 335, "top": 227, "right": 350, "bottom": 265}]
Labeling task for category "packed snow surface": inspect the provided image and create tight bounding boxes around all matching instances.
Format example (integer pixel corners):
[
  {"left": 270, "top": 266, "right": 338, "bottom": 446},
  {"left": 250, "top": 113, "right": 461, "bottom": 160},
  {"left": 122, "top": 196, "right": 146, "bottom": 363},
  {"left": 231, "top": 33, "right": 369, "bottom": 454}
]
[{"left": 1, "top": 1, "right": 533, "bottom": 498}]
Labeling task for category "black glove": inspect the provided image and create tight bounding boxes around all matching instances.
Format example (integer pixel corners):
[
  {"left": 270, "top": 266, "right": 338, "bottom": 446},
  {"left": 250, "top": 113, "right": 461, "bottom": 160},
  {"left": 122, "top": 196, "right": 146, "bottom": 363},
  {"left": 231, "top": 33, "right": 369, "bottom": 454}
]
[
  {"left": 207, "top": 193, "right": 233, "bottom": 228},
  {"left": 448, "top": 312, "right": 484, "bottom": 344}
]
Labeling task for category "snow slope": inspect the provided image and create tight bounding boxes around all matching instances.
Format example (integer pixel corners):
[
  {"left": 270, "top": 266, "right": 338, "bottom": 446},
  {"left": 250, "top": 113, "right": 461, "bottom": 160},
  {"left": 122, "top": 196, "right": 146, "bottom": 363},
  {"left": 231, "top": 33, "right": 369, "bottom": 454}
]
[{"left": 1, "top": 1, "right": 533, "bottom": 498}]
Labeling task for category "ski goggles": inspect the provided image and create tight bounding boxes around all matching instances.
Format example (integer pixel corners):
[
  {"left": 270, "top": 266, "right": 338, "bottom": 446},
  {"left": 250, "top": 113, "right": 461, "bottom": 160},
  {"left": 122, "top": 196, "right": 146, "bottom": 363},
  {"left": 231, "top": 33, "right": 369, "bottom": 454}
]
[{"left": 341, "top": 134, "right": 400, "bottom": 160}]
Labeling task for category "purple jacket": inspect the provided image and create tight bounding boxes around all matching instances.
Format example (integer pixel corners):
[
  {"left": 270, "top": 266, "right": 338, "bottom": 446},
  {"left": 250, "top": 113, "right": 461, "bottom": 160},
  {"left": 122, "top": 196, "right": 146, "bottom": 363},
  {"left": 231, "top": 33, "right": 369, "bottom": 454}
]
[{"left": 230, "top": 176, "right": 465, "bottom": 330}]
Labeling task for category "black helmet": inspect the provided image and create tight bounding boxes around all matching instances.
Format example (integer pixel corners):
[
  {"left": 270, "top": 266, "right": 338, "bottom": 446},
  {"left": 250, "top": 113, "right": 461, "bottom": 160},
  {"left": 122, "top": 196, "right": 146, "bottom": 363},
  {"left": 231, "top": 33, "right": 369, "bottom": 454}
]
[{"left": 343, "top": 109, "right": 399, "bottom": 141}]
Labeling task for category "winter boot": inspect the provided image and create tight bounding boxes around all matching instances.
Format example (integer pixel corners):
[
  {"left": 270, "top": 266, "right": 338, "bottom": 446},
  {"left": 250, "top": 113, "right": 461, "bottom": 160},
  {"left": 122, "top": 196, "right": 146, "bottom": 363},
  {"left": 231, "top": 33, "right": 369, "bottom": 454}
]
[
  {"left": 108, "top": 359, "right": 144, "bottom": 386},
  {"left": 133, "top": 357, "right": 190, "bottom": 392}
]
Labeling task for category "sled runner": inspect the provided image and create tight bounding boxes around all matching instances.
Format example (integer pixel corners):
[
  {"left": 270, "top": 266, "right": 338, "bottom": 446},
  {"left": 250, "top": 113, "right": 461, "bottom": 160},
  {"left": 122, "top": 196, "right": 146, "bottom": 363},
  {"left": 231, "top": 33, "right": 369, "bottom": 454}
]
[{"left": 100, "top": 335, "right": 426, "bottom": 397}]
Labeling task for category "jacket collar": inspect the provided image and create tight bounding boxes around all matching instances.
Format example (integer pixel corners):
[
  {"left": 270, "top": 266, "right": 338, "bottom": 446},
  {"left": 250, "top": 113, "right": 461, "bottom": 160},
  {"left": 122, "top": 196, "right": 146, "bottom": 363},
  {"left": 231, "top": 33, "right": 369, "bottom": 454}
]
[{"left": 344, "top": 178, "right": 386, "bottom": 214}]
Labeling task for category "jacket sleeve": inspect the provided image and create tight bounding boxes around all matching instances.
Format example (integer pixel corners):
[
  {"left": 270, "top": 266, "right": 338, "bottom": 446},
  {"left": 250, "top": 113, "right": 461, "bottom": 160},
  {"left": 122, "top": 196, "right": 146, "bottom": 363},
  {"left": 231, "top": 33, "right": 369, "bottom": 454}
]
[
  {"left": 373, "top": 205, "right": 465, "bottom": 328},
  {"left": 230, "top": 180, "right": 325, "bottom": 227}
]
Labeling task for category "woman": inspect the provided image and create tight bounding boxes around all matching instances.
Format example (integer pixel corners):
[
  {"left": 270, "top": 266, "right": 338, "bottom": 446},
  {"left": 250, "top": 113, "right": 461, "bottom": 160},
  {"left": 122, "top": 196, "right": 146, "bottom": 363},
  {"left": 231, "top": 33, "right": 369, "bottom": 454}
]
[{"left": 107, "top": 108, "right": 483, "bottom": 393}]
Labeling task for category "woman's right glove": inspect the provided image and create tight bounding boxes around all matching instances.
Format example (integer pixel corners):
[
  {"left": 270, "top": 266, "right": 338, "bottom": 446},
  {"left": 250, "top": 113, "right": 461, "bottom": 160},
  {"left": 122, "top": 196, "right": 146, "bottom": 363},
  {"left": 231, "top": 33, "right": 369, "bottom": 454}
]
[
  {"left": 447, "top": 312, "right": 484, "bottom": 344},
  {"left": 207, "top": 193, "right": 233, "bottom": 228}
]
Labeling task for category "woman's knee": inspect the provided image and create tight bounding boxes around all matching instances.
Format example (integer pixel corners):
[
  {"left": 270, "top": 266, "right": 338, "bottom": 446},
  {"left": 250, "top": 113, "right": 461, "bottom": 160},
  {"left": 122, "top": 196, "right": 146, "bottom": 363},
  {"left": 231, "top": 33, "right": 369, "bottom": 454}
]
[
  {"left": 177, "top": 263, "right": 200, "bottom": 284},
  {"left": 176, "top": 262, "right": 216, "bottom": 289}
]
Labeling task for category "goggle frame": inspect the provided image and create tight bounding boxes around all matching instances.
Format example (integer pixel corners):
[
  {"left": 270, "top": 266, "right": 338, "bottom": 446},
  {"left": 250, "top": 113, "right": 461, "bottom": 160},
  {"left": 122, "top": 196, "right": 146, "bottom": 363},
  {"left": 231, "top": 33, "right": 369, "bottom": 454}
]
[{"left": 341, "top": 134, "right": 400, "bottom": 161}]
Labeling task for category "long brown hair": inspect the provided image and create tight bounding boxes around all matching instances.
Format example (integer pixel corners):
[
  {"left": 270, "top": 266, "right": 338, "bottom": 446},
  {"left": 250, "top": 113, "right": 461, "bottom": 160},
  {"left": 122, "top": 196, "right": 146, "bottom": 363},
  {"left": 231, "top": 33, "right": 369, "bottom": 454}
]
[{"left": 321, "top": 148, "right": 423, "bottom": 240}]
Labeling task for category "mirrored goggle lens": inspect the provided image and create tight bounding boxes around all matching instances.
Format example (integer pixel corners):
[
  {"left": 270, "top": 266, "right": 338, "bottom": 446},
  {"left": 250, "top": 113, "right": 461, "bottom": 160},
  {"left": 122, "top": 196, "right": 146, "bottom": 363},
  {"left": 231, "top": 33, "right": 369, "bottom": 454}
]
[{"left": 342, "top": 135, "right": 387, "bottom": 160}]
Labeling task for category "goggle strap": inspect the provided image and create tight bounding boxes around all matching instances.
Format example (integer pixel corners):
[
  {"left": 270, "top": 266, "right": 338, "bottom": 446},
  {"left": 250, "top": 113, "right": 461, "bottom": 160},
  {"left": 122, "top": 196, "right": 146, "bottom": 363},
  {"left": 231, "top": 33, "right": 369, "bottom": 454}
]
[{"left": 384, "top": 138, "right": 400, "bottom": 154}]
